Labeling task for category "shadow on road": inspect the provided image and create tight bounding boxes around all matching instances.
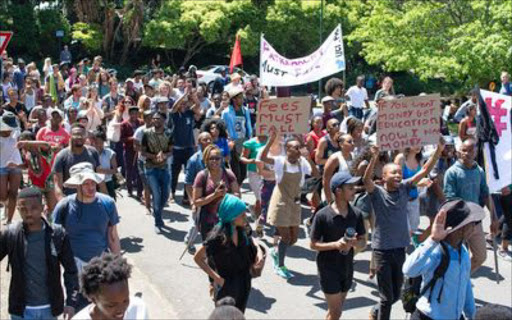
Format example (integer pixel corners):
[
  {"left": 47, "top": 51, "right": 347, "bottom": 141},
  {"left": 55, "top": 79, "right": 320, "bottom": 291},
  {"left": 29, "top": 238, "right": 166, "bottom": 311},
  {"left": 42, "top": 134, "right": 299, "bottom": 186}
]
[
  {"left": 120, "top": 236, "right": 144, "bottom": 253},
  {"left": 247, "top": 288, "right": 276, "bottom": 314},
  {"left": 286, "top": 270, "right": 323, "bottom": 300},
  {"left": 159, "top": 225, "right": 187, "bottom": 242},
  {"left": 472, "top": 265, "right": 504, "bottom": 282},
  {"left": 162, "top": 209, "right": 189, "bottom": 222},
  {"left": 287, "top": 245, "right": 316, "bottom": 262}
]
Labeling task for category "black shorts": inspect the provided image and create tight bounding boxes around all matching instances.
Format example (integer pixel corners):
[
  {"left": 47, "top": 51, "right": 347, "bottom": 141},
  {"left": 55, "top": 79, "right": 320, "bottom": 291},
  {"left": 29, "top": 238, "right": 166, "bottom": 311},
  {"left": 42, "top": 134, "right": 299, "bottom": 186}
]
[{"left": 318, "top": 260, "right": 354, "bottom": 294}]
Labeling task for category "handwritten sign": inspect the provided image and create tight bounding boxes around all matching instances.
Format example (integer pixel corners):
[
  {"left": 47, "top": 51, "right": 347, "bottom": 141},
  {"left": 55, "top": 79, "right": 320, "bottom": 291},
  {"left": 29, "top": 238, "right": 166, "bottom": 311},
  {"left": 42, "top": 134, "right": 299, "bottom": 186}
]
[
  {"left": 377, "top": 94, "right": 441, "bottom": 151},
  {"left": 260, "top": 25, "right": 345, "bottom": 87},
  {"left": 255, "top": 97, "right": 310, "bottom": 135}
]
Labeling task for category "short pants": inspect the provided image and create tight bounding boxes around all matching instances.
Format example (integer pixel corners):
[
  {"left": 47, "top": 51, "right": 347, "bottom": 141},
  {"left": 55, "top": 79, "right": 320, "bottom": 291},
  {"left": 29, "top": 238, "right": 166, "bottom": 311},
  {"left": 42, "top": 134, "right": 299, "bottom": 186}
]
[
  {"left": 0, "top": 167, "right": 22, "bottom": 176},
  {"left": 318, "top": 258, "right": 354, "bottom": 294}
]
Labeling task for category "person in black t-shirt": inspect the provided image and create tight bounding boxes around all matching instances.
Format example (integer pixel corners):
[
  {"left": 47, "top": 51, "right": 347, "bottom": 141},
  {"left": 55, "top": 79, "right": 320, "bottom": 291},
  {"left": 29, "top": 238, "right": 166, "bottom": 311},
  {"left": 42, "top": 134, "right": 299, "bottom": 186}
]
[
  {"left": 194, "top": 194, "right": 264, "bottom": 313},
  {"left": 310, "top": 171, "right": 366, "bottom": 320}
]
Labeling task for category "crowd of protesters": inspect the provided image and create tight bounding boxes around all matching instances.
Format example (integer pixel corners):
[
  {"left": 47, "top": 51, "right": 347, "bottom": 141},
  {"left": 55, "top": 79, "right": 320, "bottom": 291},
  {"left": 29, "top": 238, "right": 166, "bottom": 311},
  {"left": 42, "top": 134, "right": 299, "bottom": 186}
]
[{"left": 0, "top": 48, "right": 511, "bottom": 320}]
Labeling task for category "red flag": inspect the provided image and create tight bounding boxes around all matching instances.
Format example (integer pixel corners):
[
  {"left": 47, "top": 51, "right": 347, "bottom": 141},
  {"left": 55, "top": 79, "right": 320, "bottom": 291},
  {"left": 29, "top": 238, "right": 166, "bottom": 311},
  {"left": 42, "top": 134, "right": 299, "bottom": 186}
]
[{"left": 229, "top": 35, "right": 242, "bottom": 73}]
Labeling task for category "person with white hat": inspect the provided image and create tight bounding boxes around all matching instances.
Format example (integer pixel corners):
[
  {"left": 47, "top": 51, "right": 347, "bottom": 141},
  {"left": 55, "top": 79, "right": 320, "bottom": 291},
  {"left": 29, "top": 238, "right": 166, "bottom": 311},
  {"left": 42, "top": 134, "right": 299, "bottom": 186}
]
[
  {"left": 52, "top": 161, "right": 120, "bottom": 310},
  {"left": 0, "top": 111, "right": 23, "bottom": 224},
  {"left": 221, "top": 86, "right": 252, "bottom": 185},
  {"left": 52, "top": 124, "right": 106, "bottom": 200},
  {"left": 403, "top": 199, "right": 484, "bottom": 320},
  {"left": 223, "top": 73, "right": 243, "bottom": 93}
]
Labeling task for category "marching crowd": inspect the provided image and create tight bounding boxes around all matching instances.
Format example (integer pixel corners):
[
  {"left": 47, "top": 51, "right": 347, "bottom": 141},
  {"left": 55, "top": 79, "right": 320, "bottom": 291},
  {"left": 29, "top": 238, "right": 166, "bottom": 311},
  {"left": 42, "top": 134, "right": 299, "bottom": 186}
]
[{"left": 1, "top": 49, "right": 512, "bottom": 320}]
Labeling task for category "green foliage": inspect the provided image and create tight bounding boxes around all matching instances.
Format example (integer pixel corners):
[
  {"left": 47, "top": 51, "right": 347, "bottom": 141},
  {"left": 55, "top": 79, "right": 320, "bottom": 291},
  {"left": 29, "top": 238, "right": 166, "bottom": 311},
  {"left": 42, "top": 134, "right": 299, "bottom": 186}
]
[
  {"left": 349, "top": 0, "right": 512, "bottom": 86},
  {"left": 72, "top": 22, "right": 103, "bottom": 53},
  {"left": 37, "top": 8, "right": 72, "bottom": 57},
  {"left": 7, "top": 3, "right": 39, "bottom": 57}
]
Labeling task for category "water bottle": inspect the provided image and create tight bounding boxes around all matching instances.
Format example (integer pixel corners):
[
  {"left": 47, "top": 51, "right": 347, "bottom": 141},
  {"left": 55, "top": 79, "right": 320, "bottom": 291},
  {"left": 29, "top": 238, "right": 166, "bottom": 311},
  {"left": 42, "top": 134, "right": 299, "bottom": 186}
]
[{"left": 341, "top": 227, "right": 356, "bottom": 255}]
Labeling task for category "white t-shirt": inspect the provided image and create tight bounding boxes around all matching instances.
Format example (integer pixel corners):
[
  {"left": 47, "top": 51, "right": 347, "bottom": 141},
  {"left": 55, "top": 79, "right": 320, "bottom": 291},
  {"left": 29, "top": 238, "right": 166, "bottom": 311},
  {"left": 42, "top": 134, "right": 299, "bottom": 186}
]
[
  {"left": 0, "top": 132, "right": 22, "bottom": 168},
  {"left": 346, "top": 86, "right": 368, "bottom": 109},
  {"left": 72, "top": 296, "right": 148, "bottom": 320},
  {"left": 272, "top": 156, "right": 311, "bottom": 186}
]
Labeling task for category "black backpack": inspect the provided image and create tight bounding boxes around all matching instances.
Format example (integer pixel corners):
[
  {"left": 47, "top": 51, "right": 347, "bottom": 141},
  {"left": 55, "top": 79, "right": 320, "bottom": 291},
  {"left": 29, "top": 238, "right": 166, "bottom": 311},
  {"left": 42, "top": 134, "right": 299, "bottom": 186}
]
[{"left": 401, "top": 241, "right": 451, "bottom": 313}]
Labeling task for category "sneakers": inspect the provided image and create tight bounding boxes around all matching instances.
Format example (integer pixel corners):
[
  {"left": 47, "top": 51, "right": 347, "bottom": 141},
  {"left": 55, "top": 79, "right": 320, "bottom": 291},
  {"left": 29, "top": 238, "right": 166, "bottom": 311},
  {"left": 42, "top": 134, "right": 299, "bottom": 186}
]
[
  {"left": 154, "top": 226, "right": 162, "bottom": 234},
  {"left": 498, "top": 250, "right": 512, "bottom": 262},
  {"left": 275, "top": 266, "right": 294, "bottom": 279}
]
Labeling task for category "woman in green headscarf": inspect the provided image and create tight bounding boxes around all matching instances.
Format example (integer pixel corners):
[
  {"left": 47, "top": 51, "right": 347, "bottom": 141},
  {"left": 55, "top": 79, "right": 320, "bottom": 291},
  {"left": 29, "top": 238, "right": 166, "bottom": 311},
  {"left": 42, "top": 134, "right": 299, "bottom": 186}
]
[{"left": 194, "top": 194, "right": 264, "bottom": 313}]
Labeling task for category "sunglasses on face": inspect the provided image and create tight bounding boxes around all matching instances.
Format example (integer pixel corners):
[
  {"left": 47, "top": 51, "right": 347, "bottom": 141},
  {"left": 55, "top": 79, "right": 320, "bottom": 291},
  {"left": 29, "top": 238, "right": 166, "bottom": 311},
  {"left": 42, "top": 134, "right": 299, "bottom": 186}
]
[
  {"left": 209, "top": 156, "right": 222, "bottom": 161},
  {"left": 331, "top": 122, "right": 340, "bottom": 127}
]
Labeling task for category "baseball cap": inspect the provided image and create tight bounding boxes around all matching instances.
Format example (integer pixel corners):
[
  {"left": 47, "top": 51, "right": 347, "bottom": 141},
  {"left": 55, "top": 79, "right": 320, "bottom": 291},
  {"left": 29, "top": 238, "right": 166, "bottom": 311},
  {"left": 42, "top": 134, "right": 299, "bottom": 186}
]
[{"left": 330, "top": 171, "right": 361, "bottom": 192}]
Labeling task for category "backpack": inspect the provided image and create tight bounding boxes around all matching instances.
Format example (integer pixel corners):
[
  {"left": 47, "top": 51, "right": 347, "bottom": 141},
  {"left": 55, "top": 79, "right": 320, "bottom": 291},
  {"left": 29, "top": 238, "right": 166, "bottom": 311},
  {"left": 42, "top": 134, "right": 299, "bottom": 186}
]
[{"left": 401, "top": 241, "right": 450, "bottom": 314}]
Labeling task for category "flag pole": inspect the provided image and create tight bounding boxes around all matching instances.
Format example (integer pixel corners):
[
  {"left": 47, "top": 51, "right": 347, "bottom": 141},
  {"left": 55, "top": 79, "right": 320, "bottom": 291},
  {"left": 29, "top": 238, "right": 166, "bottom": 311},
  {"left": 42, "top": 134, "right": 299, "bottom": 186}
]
[{"left": 317, "top": 0, "right": 324, "bottom": 99}]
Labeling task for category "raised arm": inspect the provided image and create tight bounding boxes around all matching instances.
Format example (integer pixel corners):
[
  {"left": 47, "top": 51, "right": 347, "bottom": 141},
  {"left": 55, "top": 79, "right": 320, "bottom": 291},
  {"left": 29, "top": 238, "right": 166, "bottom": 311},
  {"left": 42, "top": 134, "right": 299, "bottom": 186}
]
[
  {"left": 363, "top": 145, "right": 379, "bottom": 194},
  {"left": 410, "top": 138, "right": 444, "bottom": 185},
  {"left": 260, "top": 130, "right": 277, "bottom": 165}
]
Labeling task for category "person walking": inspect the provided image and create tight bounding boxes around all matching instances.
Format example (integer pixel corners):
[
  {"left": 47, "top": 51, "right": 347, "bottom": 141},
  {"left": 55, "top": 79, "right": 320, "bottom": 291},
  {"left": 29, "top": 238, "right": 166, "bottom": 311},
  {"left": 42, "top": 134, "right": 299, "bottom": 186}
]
[
  {"left": 140, "top": 112, "right": 173, "bottom": 233},
  {"left": 120, "top": 106, "right": 144, "bottom": 199},
  {"left": 0, "top": 187, "right": 79, "bottom": 320},
  {"left": 0, "top": 111, "right": 23, "bottom": 224},
  {"left": 403, "top": 200, "right": 483, "bottom": 320},
  {"left": 193, "top": 145, "right": 240, "bottom": 241},
  {"left": 443, "top": 138, "right": 499, "bottom": 272},
  {"left": 194, "top": 194, "right": 264, "bottom": 313},
  {"left": 364, "top": 139, "right": 444, "bottom": 320},
  {"left": 52, "top": 162, "right": 120, "bottom": 311},
  {"left": 260, "top": 131, "right": 320, "bottom": 279},
  {"left": 310, "top": 172, "right": 366, "bottom": 320}
]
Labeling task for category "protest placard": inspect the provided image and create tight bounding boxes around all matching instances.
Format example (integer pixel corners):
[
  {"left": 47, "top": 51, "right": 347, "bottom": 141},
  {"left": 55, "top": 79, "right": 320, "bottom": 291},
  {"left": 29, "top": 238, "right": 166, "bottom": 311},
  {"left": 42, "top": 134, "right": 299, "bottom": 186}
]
[
  {"left": 481, "top": 90, "right": 512, "bottom": 192},
  {"left": 377, "top": 94, "right": 441, "bottom": 151},
  {"left": 255, "top": 96, "right": 310, "bottom": 135}
]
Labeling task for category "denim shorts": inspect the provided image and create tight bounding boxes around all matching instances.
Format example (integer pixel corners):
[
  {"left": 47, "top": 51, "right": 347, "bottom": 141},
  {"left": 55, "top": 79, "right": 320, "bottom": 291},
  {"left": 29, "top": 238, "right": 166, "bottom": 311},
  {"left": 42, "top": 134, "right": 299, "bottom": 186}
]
[{"left": 0, "top": 167, "right": 22, "bottom": 176}]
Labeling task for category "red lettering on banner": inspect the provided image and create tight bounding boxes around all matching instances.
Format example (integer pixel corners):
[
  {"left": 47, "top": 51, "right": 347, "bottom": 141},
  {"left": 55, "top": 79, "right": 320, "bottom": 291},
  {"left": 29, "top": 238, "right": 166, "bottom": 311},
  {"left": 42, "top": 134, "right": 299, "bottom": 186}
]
[{"left": 485, "top": 97, "right": 507, "bottom": 137}]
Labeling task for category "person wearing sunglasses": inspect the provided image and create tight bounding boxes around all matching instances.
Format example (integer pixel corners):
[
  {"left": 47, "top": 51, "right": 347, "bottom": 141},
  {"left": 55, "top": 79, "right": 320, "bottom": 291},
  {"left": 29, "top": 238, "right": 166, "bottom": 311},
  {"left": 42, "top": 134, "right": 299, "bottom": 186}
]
[{"left": 193, "top": 145, "right": 240, "bottom": 241}]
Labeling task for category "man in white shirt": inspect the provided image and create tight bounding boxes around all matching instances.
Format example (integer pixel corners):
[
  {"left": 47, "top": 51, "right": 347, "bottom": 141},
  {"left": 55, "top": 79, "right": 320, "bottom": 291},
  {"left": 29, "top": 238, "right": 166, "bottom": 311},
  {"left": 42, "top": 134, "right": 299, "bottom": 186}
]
[{"left": 345, "top": 76, "right": 369, "bottom": 120}]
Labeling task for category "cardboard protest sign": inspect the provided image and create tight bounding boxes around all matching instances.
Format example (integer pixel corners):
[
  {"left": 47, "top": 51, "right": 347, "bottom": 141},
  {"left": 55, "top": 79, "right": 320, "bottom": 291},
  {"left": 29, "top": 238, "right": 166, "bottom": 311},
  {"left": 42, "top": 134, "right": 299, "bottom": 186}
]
[
  {"left": 481, "top": 90, "right": 512, "bottom": 192},
  {"left": 255, "top": 97, "right": 310, "bottom": 135},
  {"left": 377, "top": 94, "right": 441, "bottom": 151},
  {"left": 259, "top": 25, "right": 345, "bottom": 87}
]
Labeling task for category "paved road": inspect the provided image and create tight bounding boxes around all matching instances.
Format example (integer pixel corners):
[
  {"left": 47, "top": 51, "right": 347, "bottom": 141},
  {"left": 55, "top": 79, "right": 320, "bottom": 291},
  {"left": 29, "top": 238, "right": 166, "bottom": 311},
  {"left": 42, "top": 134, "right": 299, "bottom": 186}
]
[{"left": 1, "top": 176, "right": 511, "bottom": 319}]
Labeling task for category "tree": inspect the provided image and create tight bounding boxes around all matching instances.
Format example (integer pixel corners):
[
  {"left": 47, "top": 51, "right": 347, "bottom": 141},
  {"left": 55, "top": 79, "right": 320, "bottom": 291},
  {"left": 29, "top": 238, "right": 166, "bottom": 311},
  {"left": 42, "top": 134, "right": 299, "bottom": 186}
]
[{"left": 349, "top": 0, "right": 512, "bottom": 86}]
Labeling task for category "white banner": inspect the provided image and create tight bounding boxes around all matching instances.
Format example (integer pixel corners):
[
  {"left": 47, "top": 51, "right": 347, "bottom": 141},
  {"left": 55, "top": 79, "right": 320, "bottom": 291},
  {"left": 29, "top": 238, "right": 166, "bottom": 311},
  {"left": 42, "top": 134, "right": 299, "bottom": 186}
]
[
  {"left": 481, "top": 90, "right": 512, "bottom": 192},
  {"left": 259, "top": 25, "right": 345, "bottom": 87}
]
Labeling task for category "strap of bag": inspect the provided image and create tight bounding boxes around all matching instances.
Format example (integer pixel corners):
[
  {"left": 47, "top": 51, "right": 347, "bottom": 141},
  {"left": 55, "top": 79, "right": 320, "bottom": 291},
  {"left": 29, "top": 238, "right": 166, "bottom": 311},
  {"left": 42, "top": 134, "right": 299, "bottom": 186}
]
[{"left": 420, "top": 241, "right": 450, "bottom": 303}]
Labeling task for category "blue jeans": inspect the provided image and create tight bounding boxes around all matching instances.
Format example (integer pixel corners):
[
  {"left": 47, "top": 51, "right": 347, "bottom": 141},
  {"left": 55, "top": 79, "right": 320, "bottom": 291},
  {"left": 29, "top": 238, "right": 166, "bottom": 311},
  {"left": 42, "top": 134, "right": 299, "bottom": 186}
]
[
  {"left": 348, "top": 106, "right": 364, "bottom": 120},
  {"left": 145, "top": 166, "right": 171, "bottom": 227},
  {"left": 11, "top": 306, "right": 56, "bottom": 320},
  {"left": 171, "top": 147, "right": 195, "bottom": 198}
]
